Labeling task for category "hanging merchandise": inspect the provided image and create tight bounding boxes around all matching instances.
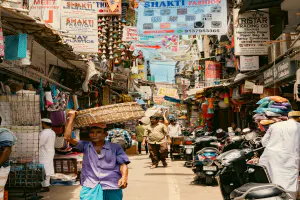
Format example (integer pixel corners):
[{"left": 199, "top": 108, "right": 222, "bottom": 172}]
[
  {"left": 0, "top": 26, "right": 4, "bottom": 57},
  {"left": 137, "top": 0, "right": 228, "bottom": 36},
  {"left": 253, "top": 96, "right": 291, "bottom": 132},
  {"left": 4, "top": 34, "right": 27, "bottom": 60},
  {"left": 45, "top": 91, "right": 54, "bottom": 106},
  {"left": 46, "top": 92, "right": 70, "bottom": 112},
  {"left": 82, "top": 61, "right": 101, "bottom": 92}
]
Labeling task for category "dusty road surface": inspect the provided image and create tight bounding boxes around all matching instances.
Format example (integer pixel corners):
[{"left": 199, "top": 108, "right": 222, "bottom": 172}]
[{"left": 10, "top": 154, "right": 222, "bottom": 200}]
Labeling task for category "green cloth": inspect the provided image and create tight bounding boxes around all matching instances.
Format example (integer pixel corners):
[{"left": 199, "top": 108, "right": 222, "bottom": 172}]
[{"left": 135, "top": 125, "right": 145, "bottom": 142}]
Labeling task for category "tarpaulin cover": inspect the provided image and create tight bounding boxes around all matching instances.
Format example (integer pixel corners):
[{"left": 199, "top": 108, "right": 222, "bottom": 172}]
[{"left": 163, "top": 96, "right": 181, "bottom": 103}]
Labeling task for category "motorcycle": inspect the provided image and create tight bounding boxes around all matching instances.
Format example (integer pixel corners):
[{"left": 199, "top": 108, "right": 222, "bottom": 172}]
[
  {"left": 181, "top": 134, "right": 195, "bottom": 163},
  {"left": 216, "top": 148, "right": 291, "bottom": 200},
  {"left": 192, "top": 147, "right": 220, "bottom": 185}
]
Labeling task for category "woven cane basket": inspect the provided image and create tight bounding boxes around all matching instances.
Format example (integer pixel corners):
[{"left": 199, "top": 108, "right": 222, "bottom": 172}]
[{"left": 74, "top": 102, "right": 145, "bottom": 127}]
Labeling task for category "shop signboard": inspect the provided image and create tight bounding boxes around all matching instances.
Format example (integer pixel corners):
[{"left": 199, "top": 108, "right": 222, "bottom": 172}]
[
  {"left": 122, "top": 26, "right": 139, "bottom": 41},
  {"left": 205, "top": 61, "right": 221, "bottom": 86},
  {"left": 240, "top": 56, "right": 259, "bottom": 71},
  {"left": 29, "top": 0, "right": 61, "bottom": 30},
  {"left": 61, "top": 1, "right": 98, "bottom": 53},
  {"left": 92, "top": 1, "right": 121, "bottom": 15},
  {"left": 137, "top": 0, "right": 228, "bottom": 36},
  {"left": 233, "top": 9, "right": 270, "bottom": 56},
  {"left": 157, "top": 87, "right": 178, "bottom": 97},
  {"left": 263, "top": 57, "right": 296, "bottom": 87}
]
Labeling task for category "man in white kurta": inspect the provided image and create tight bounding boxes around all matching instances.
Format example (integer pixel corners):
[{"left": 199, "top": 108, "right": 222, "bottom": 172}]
[
  {"left": 39, "top": 118, "right": 56, "bottom": 192},
  {"left": 259, "top": 111, "right": 300, "bottom": 199}
]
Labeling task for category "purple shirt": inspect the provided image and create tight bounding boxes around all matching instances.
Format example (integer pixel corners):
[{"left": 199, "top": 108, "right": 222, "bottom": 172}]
[{"left": 74, "top": 141, "right": 130, "bottom": 190}]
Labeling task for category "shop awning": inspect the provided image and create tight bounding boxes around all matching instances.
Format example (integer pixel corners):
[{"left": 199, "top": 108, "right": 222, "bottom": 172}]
[
  {"left": 163, "top": 96, "right": 181, "bottom": 103},
  {"left": 239, "top": 0, "right": 283, "bottom": 14},
  {"left": 0, "top": 6, "right": 79, "bottom": 68}
]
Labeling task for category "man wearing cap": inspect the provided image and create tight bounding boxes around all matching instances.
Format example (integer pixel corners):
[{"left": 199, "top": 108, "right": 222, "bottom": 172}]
[
  {"left": 64, "top": 111, "right": 130, "bottom": 200},
  {"left": 259, "top": 111, "right": 300, "bottom": 199},
  {"left": 39, "top": 118, "right": 56, "bottom": 192},
  {"left": 142, "top": 116, "right": 171, "bottom": 169}
]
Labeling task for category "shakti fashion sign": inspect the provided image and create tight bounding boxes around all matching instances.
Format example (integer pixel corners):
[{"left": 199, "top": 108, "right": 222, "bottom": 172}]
[
  {"left": 137, "top": 0, "right": 227, "bottom": 36},
  {"left": 61, "top": 1, "right": 98, "bottom": 53},
  {"left": 234, "top": 9, "right": 270, "bottom": 56},
  {"left": 264, "top": 58, "right": 296, "bottom": 87}
]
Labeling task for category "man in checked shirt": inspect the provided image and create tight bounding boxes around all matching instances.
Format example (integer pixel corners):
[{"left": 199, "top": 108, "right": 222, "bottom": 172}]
[{"left": 105, "top": 123, "right": 132, "bottom": 151}]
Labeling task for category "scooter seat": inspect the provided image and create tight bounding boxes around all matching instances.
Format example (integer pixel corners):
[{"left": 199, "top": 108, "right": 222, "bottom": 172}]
[{"left": 230, "top": 183, "right": 284, "bottom": 199}]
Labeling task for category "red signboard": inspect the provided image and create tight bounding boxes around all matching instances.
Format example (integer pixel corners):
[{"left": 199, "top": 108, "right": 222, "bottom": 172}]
[{"left": 205, "top": 61, "right": 221, "bottom": 79}]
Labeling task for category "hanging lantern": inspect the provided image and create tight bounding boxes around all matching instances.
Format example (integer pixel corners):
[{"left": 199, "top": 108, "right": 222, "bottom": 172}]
[{"left": 224, "top": 93, "right": 229, "bottom": 104}]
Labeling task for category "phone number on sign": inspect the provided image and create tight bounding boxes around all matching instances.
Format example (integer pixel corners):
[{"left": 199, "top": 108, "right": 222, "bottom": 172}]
[{"left": 185, "top": 29, "right": 220, "bottom": 33}]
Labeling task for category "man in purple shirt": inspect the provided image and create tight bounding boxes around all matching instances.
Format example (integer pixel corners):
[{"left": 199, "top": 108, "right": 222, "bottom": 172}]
[{"left": 64, "top": 111, "right": 130, "bottom": 200}]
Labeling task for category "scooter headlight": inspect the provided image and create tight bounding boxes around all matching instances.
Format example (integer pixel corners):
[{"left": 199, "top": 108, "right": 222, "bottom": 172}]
[
  {"left": 203, "top": 158, "right": 213, "bottom": 166},
  {"left": 186, "top": 148, "right": 193, "bottom": 154}
]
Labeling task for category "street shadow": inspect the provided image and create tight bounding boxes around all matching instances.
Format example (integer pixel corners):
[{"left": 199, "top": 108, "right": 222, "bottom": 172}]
[
  {"left": 144, "top": 173, "right": 194, "bottom": 176},
  {"left": 189, "top": 180, "right": 219, "bottom": 187}
]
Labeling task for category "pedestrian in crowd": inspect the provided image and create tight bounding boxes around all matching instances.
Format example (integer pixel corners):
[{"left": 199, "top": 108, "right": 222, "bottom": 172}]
[
  {"left": 136, "top": 121, "right": 148, "bottom": 155},
  {"left": 168, "top": 119, "right": 181, "bottom": 138},
  {"left": 0, "top": 117, "right": 17, "bottom": 199},
  {"left": 65, "top": 111, "right": 130, "bottom": 200},
  {"left": 106, "top": 123, "right": 132, "bottom": 151},
  {"left": 142, "top": 116, "right": 171, "bottom": 169},
  {"left": 39, "top": 118, "right": 56, "bottom": 192},
  {"left": 259, "top": 111, "right": 300, "bottom": 199}
]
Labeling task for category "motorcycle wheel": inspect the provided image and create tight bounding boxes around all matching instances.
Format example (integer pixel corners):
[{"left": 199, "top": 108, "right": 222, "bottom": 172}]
[{"left": 205, "top": 175, "right": 213, "bottom": 185}]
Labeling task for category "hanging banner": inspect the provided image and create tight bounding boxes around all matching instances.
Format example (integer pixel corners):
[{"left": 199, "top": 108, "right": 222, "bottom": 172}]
[
  {"left": 157, "top": 87, "right": 178, "bottom": 97},
  {"left": 61, "top": 1, "right": 98, "bottom": 53},
  {"left": 205, "top": 61, "right": 221, "bottom": 86},
  {"left": 137, "top": 0, "right": 228, "bottom": 36},
  {"left": 92, "top": 1, "right": 121, "bottom": 15},
  {"left": 233, "top": 9, "right": 270, "bottom": 56},
  {"left": 240, "top": 56, "right": 259, "bottom": 71},
  {"left": 29, "top": 0, "right": 61, "bottom": 30},
  {"left": 122, "top": 26, "right": 139, "bottom": 41}
]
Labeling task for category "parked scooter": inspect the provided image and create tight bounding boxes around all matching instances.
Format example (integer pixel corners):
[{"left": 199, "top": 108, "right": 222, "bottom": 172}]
[
  {"left": 181, "top": 133, "right": 195, "bottom": 162},
  {"left": 216, "top": 148, "right": 291, "bottom": 200},
  {"left": 192, "top": 147, "right": 220, "bottom": 185}
]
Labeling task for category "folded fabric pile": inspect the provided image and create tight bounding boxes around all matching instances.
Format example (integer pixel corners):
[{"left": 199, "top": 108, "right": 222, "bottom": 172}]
[{"left": 253, "top": 96, "right": 292, "bottom": 132}]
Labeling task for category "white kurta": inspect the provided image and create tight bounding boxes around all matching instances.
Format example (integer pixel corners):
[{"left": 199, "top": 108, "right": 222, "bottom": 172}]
[
  {"left": 39, "top": 128, "right": 56, "bottom": 176},
  {"left": 259, "top": 119, "right": 300, "bottom": 199}
]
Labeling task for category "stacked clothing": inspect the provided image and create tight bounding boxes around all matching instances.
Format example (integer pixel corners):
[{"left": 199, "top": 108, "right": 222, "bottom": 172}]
[{"left": 253, "top": 96, "right": 292, "bottom": 132}]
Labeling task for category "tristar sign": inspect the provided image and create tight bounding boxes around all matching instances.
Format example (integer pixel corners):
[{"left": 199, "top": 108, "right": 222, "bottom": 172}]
[{"left": 137, "top": 0, "right": 227, "bottom": 36}]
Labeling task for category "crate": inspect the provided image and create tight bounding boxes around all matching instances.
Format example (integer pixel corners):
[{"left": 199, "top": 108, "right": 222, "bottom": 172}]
[
  {"left": 7, "top": 163, "right": 45, "bottom": 188},
  {"left": 172, "top": 136, "right": 184, "bottom": 145},
  {"left": 54, "top": 159, "right": 77, "bottom": 175}
]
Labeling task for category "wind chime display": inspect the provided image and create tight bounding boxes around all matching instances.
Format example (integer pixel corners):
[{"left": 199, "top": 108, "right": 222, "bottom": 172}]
[{"left": 98, "top": 16, "right": 123, "bottom": 64}]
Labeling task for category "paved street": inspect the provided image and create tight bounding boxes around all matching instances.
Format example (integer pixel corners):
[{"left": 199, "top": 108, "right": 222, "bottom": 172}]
[{"left": 36, "top": 154, "right": 222, "bottom": 200}]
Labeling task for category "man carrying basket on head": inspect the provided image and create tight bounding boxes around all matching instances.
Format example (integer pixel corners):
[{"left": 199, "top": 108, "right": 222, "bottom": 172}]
[
  {"left": 142, "top": 116, "right": 171, "bottom": 169},
  {"left": 64, "top": 111, "right": 130, "bottom": 200}
]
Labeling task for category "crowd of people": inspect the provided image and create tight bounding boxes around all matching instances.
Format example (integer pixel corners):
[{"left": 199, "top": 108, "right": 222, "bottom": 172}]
[{"left": 2, "top": 110, "right": 300, "bottom": 199}]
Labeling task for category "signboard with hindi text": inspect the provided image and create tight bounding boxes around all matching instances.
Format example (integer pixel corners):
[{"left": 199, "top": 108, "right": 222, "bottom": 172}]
[
  {"left": 263, "top": 57, "right": 296, "bottom": 87},
  {"left": 234, "top": 9, "right": 270, "bottom": 56},
  {"left": 137, "top": 0, "right": 228, "bottom": 36},
  {"left": 240, "top": 56, "right": 259, "bottom": 71}
]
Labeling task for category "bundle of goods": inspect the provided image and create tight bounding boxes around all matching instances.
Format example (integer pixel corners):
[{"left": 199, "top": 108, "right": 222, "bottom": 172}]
[
  {"left": 144, "top": 105, "right": 169, "bottom": 118},
  {"left": 253, "top": 96, "right": 291, "bottom": 132},
  {"left": 74, "top": 102, "right": 144, "bottom": 127}
]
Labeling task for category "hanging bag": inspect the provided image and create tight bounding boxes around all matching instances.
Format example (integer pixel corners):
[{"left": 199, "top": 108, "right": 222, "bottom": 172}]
[{"left": 55, "top": 134, "right": 65, "bottom": 149}]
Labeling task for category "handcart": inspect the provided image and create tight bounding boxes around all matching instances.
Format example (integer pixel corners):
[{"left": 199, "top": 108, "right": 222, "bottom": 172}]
[{"left": 170, "top": 136, "right": 184, "bottom": 160}]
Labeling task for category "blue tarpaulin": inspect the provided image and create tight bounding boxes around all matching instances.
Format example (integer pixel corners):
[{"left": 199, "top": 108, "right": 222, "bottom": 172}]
[{"left": 163, "top": 96, "right": 181, "bottom": 103}]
